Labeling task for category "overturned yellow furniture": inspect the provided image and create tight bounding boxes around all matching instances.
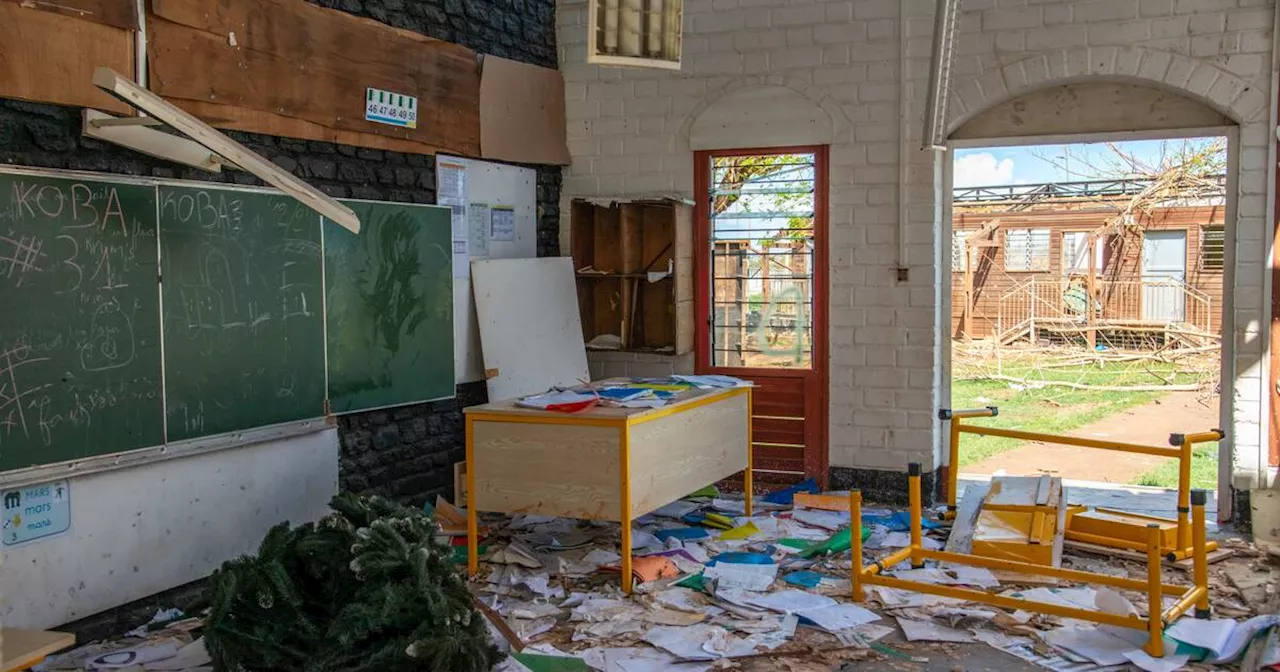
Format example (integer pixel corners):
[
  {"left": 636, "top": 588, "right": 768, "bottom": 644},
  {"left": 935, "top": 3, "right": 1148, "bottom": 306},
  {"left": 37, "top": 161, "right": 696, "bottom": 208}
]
[
  {"left": 939, "top": 407, "right": 1222, "bottom": 561},
  {"left": 970, "top": 475, "right": 1066, "bottom": 567},
  {"left": 850, "top": 463, "right": 1213, "bottom": 659}
]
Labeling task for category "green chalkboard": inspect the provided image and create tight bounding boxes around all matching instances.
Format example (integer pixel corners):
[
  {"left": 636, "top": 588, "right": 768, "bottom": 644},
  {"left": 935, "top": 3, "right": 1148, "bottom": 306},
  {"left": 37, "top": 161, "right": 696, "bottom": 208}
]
[
  {"left": 0, "top": 173, "right": 163, "bottom": 471},
  {"left": 325, "top": 201, "right": 454, "bottom": 413},
  {"left": 159, "top": 185, "right": 326, "bottom": 441}
]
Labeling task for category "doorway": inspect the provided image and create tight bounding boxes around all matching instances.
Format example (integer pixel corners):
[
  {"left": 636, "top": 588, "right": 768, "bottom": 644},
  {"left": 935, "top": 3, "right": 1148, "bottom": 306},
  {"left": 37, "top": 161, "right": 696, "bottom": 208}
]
[
  {"left": 946, "top": 136, "right": 1227, "bottom": 507},
  {"left": 693, "top": 146, "right": 829, "bottom": 487},
  {"left": 1142, "top": 230, "right": 1189, "bottom": 323}
]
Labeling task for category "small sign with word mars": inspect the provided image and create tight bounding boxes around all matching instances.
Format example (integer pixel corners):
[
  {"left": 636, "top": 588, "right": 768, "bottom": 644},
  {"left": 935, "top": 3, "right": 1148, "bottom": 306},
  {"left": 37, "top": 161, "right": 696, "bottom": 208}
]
[
  {"left": 2, "top": 479, "right": 71, "bottom": 546},
  {"left": 365, "top": 88, "right": 418, "bottom": 128}
]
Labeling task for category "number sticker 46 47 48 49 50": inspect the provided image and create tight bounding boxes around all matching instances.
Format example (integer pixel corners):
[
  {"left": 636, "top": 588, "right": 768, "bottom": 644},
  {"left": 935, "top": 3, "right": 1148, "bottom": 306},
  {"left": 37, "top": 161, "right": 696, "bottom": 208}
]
[{"left": 365, "top": 88, "right": 418, "bottom": 129}]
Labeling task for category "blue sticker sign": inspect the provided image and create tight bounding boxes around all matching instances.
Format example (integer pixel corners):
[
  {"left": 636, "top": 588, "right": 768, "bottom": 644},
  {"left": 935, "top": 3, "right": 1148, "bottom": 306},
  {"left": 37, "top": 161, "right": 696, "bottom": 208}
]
[{"left": 2, "top": 480, "right": 70, "bottom": 546}]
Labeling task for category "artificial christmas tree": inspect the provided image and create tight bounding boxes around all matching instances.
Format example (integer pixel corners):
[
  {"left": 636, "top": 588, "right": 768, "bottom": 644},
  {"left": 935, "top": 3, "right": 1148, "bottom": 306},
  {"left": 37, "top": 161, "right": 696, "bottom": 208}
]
[{"left": 203, "top": 492, "right": 499, "bottom": 671}]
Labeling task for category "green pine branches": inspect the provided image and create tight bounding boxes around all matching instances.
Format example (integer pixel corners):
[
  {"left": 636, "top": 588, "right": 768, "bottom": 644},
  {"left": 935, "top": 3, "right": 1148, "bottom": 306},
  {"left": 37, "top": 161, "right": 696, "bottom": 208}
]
[{"left": 204, "top": 492, "right": 499, "bottom": 672}]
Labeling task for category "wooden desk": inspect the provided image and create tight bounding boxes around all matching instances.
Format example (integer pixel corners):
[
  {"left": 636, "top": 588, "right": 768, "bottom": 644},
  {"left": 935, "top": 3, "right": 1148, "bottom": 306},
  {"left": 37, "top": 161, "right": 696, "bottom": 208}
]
[
  {"left": 2, "top": 629, "right": 74, "bottom": 672},
  {"left": 465, "top": 385, "right": 753, "bottom": 593}
]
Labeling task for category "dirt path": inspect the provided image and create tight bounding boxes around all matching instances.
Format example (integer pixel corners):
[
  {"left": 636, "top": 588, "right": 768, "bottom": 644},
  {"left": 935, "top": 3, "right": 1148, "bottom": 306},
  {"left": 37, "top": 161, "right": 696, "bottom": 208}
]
[{"left": 962, "top": 391, "right": 1219, "bottom": 484}]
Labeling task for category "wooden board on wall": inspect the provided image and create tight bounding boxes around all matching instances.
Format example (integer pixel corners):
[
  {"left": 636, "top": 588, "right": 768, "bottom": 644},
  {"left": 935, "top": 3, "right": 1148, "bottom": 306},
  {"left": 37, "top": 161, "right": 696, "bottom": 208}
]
[
  {"left": 0, "top": 3, "right": 133, "bottom": 112},
  {"left": 1, "top": 0, "right": 137, "bottom": 29},
  {"left": 148, "top": 0, "right": 480, "bottom": 157},
  {"left": 170, "top": 99, "right": 451, "bottom": 156},
  {"left": 479, "top": 56, "right": 570, "bottom": 166}
]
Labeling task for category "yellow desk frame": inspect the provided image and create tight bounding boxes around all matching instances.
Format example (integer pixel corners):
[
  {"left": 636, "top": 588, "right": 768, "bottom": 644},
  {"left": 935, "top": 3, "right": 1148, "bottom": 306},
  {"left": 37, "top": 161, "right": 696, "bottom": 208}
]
[
  {"left": 940, "top": 407, "right": 1222, "bottom": 561},
  {"left": 465, "top": 386, "right": 753, "bottom": 593},
  {"left": 851, "top": 463, "right": 1211, "bottom": 658}
]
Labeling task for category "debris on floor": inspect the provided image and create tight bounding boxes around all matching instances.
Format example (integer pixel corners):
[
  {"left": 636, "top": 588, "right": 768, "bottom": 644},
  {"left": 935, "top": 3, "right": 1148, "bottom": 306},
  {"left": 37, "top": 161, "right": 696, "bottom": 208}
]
[{"left": 31, "top": 485, "right": 1280, "bottom": 671}]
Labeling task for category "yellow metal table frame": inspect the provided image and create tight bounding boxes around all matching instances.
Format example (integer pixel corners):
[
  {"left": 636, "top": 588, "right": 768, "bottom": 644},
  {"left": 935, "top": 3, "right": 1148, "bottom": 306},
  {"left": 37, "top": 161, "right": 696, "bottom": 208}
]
[
  {"left": 465, "top": 387, "right": 754, "bottom": 594},
  {"left": 939, "top": 406, "right": 1222, "bottom": 561},
  {"left": 850, "top": 463, "right": 1212, "bottom": 658}
]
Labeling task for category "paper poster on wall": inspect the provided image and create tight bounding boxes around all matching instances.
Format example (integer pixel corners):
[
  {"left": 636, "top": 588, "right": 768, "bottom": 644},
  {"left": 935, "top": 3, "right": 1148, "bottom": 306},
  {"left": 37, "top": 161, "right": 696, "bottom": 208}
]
[
  {"left": 2, "top": 479, "right": 71, "bottom": 546},
  {"left": 438, "top": 160, "right": 468, "bottom": 242},
  {"left": 453, "top": 239, "right": 469, "bottom": 279},
  {"left": 490, "top": 205, "right": 516, "bottom": 242},
  {"left": 469, "top": 203, "right": 491, "bottom": 257}
]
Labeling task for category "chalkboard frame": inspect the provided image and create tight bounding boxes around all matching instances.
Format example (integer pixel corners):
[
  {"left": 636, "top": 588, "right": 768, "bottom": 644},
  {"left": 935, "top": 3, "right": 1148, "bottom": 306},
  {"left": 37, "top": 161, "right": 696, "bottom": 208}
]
[{"left": 0, "top": 166, "right": 456, "bottom": 487}]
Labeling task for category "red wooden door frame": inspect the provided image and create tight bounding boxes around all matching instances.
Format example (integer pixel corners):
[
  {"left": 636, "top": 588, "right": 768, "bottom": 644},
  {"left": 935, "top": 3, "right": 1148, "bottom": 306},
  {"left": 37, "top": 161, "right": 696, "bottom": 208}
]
[{"left": 692, "top": 145, "right": 830, "bottom": 485}]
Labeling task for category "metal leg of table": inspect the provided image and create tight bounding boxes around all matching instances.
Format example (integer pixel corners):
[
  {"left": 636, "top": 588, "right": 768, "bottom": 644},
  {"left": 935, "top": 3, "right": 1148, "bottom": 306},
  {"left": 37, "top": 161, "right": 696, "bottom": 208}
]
[
  {"left": 466, "top": 417, "right": 479, "bottom": 577},
  {"left": 620, "top": 423, "right": 633, "bottom": 595},
  {"left": 744, "top": 387, "right": 754, "bottom": 517}
]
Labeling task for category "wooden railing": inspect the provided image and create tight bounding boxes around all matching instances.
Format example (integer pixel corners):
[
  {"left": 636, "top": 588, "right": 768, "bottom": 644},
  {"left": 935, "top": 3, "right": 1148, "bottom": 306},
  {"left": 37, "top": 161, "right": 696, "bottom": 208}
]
[{"left": 997, "top": 277, "right": 1214, "bottom": 345}]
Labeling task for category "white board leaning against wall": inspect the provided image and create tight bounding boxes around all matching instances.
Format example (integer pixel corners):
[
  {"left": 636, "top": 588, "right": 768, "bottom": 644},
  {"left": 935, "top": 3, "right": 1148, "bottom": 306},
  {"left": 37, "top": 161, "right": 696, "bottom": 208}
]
[{"left": 436, "top": 155, "right": 538, "bottom": 385}]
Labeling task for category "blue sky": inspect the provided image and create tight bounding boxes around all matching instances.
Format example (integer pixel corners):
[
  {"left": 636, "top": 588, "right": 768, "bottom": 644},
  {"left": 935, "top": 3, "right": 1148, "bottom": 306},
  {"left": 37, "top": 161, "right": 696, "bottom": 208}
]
[{"left": 953, "top": 137, "right": 1226, "bottom": 188}]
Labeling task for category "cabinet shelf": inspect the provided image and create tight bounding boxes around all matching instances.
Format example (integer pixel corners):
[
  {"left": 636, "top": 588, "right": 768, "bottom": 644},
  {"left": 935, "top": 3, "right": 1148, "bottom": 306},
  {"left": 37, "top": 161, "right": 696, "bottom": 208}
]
[{"left": 570, "top": 198, "right": 692, "bottom": 355}]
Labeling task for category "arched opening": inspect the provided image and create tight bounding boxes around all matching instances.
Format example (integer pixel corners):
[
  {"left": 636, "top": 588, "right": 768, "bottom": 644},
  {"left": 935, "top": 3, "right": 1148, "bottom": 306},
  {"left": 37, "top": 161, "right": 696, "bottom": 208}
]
[{"left": 940, "top": 80, "right": 1242, "bottom": 523}]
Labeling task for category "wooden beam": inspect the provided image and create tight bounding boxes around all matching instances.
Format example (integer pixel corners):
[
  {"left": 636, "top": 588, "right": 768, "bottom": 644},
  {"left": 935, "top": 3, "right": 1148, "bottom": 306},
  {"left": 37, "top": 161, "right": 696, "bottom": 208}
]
[
  {"left": 91, "top": 66, "right": 360, "bottom": 234},
  {"left": 83, "top": 109, "right": 223, "bottom": 173}
]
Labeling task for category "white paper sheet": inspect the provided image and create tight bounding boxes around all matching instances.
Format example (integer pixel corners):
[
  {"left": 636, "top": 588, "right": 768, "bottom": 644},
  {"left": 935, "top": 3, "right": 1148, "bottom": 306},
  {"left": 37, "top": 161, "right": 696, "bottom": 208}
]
[
  {"left": 746, "top": 589, "right": 837, "bottom": 615},
  {"left": 1165, "top": 618, "right": 1236, "bottom": 657},
  {"left": 703, "top": 563, "right": 776, "bottom": 591},
  {"left": 1043, "top": 627, "right": 1137, "bottom": 666},
  {"left": 896, "top": 618, "right": 975, "bottom": 643},
  {"left": 1123, "top": 649, "right": 1191, "bottom": 672},
  {"left": 796, "top": 603, "right": 881, "bottom": 632}
]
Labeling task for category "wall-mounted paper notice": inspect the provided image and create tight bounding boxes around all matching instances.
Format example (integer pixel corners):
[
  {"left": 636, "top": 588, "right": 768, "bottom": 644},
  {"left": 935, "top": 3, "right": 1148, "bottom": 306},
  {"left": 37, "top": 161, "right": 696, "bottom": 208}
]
[
  {"left": 453, "top": 239, "right": 469, "bottom": 279},
  {"left": 469, "top": 203, "right": 491, "bottom": 257},
  {"left": 490, "top": 205, "right": 516, "bottom": 242}
]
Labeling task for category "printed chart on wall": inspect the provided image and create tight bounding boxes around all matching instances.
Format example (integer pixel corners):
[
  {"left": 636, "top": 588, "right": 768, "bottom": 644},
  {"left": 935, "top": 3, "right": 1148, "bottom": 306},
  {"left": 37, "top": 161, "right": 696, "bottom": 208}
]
[
  {"left": 438, "top": 158, "right": 469, "bottom": 279},
  {"left": 324, "top": 200, "right": 455, "bottom": 413},
  {"left": 0, "top": 172, "right": 164, "bottom": 472}
]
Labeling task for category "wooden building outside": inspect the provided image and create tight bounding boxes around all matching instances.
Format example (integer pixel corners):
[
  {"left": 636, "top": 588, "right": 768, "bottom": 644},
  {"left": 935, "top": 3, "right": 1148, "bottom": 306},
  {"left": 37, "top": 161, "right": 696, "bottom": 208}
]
[{"left": 950, "top": 178, "right": 1225, "bottom": 344}]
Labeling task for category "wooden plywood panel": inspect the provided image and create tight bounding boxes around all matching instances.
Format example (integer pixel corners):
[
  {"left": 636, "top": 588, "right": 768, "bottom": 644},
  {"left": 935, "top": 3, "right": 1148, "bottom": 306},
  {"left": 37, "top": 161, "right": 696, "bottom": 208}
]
[
  {"left": 628, "top": 392, "right": 749, "bottom": 517},
  {"left": 472, "top": 420, "right": 621, "bottom": 520},
  {"left": 147, "top": 0, "right": 480, "bottom": 156},
  {"left": 479, "top": 56, "right": 570, "bottom": 166},
  {"left": 0, "top": 628, "right": 75, "bottom": 670},
  {"left": 0, "top": 4, "right": 132, "bottom": 112},
  {"left": 170, "top": 99, "right": 449, "bottom": 156},
  {"left": 641, "top": 281, "right": 673, "bottom": 348},
  {"left": 1, "top": 0, "right": 136, "bottom": 29},
  {"left": 471, "top": 258, "right": 590, "bottom": 400}
]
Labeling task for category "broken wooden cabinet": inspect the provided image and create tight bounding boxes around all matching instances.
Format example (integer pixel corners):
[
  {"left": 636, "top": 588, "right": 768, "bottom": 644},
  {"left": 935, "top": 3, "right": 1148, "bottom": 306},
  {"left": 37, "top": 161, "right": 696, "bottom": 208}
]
[{"left": 570, "top": 198, "right": 693, "bottom": 355}]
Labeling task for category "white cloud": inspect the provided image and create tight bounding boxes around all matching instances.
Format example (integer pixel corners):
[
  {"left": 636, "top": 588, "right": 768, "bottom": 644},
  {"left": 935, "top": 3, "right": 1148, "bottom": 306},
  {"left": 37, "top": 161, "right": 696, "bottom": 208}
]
[{"left": 953, "top": 153, "right": 1015, "bottom": 188}]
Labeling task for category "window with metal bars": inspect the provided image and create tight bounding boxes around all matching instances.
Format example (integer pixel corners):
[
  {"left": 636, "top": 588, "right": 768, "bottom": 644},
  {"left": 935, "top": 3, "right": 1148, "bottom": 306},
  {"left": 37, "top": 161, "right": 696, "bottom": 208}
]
[
  {"left": 708, "top": 153, "right": 816, "bottom": 368},
  {"left": 1004, "top": 228, "right": 1051, "bottom": 272},
  {"left": 1200, "top": 225, "right": 1224, "bottom": 271},
  {"left": 589, "top": 0, "right": 682, "bottom": 69}
]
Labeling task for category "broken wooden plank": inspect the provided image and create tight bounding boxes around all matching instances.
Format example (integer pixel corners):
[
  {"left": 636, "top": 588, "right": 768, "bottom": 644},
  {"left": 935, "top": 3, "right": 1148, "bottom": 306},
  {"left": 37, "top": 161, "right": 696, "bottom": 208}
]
[
  {"left": 1062, "top": 538, "right": 1234, "bottom": 570},
  {"left": 1, "top": 0, "right": 137, "bottom": 30},
  {"left": 92, "top": 66, "right": 361, "bottom": 234},
  {"left": 0, "top": 3, "right": 132, "bottom": 112},
  {"left": 147, "top": 0, "right": 481, "bottom": 156},
  {"left": 1, "top": 628, "right": 75, "bottom": 672}
]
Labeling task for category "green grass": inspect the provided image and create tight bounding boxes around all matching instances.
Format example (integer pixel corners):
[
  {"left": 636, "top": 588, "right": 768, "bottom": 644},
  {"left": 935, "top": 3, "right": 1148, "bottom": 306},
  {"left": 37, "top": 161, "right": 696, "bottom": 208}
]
[
  {"left": 1130, "top": 443, "right": 1219, "bottom": 489},
  {"left": 950, "top": 361, "right": 1199, "bottom": 467}
]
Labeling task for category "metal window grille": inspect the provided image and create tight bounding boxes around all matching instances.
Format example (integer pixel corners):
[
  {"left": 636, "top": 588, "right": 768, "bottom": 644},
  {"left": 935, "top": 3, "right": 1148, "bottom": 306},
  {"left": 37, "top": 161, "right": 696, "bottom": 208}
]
[{"left": 707, "top": 154, "right": 816, "bottom": 369}]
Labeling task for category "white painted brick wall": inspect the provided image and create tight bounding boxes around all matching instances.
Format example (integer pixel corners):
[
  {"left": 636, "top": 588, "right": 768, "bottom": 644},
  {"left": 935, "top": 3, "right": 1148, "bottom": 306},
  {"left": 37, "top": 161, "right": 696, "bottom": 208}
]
[{"left": 558, "top": 0, "right": 1276, "bottom": 483}]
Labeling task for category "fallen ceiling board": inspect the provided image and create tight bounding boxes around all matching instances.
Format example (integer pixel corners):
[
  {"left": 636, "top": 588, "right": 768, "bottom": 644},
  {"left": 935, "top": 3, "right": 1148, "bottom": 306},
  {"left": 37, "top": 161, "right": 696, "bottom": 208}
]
[
  {"left": 471, "top": 258, "right": 589, "bottom": 401},
  {"left": 0, "top": 3, "right": 132, "bottom": 113},
  {"left": 479, "top": 56, "right": 571, "bottom": 166},
  {"left": 1, "top": 0, "right": 137, "bottom": 29}
]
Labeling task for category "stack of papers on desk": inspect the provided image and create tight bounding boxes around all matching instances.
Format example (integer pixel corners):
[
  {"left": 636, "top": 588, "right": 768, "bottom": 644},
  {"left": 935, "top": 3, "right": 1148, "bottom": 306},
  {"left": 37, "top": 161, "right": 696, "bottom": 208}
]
[{"left": 516, "top": 391, "right": 597, "bottom": 411}]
